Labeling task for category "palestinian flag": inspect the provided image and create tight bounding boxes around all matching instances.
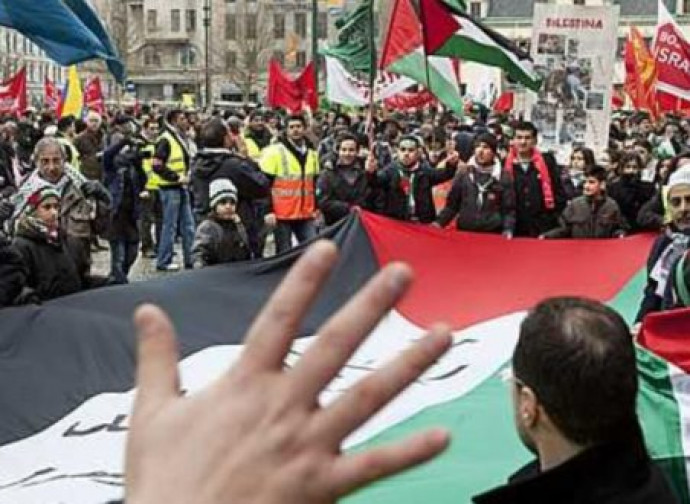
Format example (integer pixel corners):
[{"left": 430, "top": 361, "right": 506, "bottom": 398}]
[
  {"left": 380, "top": 0, "right": 463, "bottom": 115},
  {"left": 0, "top": 211, "right": 686, "bottom": 503},
  {"left": 419, "top": 0, "right": 542, "bottom": 92}
]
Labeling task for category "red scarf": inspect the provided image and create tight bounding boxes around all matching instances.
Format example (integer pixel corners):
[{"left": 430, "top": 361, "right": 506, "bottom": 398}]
[{"left": 505, "top": 147, "right": 555, "bottom": 210}]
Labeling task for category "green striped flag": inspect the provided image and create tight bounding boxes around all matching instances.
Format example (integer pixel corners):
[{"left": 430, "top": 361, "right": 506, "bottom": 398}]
[
  {"left": 419, "top": 0, "right": 542, "bottom": 92},
  {"left": 380, "top": 0, "right": 463, "bottom": 115}
]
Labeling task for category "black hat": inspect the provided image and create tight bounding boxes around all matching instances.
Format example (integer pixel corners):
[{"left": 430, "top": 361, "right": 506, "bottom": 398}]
[{"left": 474, "top": 132, "right": 498, "bottom": 154}]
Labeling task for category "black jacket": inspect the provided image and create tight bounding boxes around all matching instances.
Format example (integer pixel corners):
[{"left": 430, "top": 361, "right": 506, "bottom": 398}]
[
  {"left": 316, "top": 161, "right": 372, "bottom": 225},
  {"left": 436, "top": 167, "right": 516, "bottom": 233},
  {"left": 608, "top": 177, "right": 656, "bottom": 232},
  {"left": 0, "top": 234, "right": 25, "bottom": 308},
  {"left": 369, "top": 160, "right": 457, "bottom": 223},
  {"left": 544, "top": 195, "right": 628, "bottom": 239},
  {"left": 473, "top": 441, "right": 679, "bottom": 504},
  {"left": 637, "top": 190, "right": 666, "bottom": 231},
  {"left": 508, "top": 153, "right": 567, "bottom": 237},
  {"left": 13, "top": 231, "right": 81, "bottom": 303},
  {"left": 635, "top": 228, "right": 690, "bottom": 323},
  {"left": 192, "top": 217, "right": 251, "bottom": 267}
]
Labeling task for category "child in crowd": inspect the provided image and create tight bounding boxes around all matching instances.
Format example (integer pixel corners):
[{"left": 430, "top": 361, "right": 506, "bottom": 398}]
[{"left": 192, "top": 178, "right": 250, "bottom": 268}]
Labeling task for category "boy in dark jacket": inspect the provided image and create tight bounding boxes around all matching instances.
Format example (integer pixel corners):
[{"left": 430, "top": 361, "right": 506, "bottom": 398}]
[
  {"left": 192, "top": 178, "right": 250, "bottom": 268},
  {"left": 434, "top": 133, "right": 515, "bottom": 235},
  {"left": 366, "top": 135, "right": 459, "bottom": 223},
  {"left": 544, "top": 166, "right": 627, "bottom": 239},
  {"left": 12, "top": 185, "right": 82, "bottom": 302}
]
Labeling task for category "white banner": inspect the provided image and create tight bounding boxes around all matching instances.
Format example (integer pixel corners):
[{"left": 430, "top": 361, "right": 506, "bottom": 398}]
[
  {"left": 526, "top": 4, "right": 619, "bottom": 161},
  {"left": 325, "top": 56, "right": 416, "bottom": 107}
]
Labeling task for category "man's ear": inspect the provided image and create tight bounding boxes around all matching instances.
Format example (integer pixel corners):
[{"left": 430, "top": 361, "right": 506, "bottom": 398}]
[{"left": 518, "top": 385, "right": 539, "bottom": 428}]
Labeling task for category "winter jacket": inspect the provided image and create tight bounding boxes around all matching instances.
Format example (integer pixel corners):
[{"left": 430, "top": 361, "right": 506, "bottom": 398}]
[
  {"left": 0, "top": 233, "right": 25, "bottom": 308},
  {"left": 369, "top": 160, "right": 457, "bottom": 223},
  {"left": 607, "top": 176, "right": 656, "bottom": 232},
  {"left": 191, "top": 148, "right": 270, "bottom": 257},
  {"left": 543, "top": 196, "right": 628, "bottom": 239},
  {"left": 509, "top": 153, "right": 567, "bottom": 237},
  {"left": 436, "top": 167, "right": 516, "bottom": 233},
  {"left": 635, "top": 228, "right": 690, "bottom": 323},
  {"left": 316, "top": 161, "right": 373, "bottom": 225},
  {"left": 473, "top": 440, "right": 678, "bottom": 504},
  {"left": 13, "top": 228, "right": 81, "bottom": 302},
  {"left": 74, "top": 129, "right": 104, "bottom": 181},
  {"left": 192, "top": 217, "right": 250, "bottom": 267},
  {"left": 637, "top": 190, "right": 669, "bottom": 231},
  {"left": 103, "top": 142, "right": 148, "bottom": 241}
]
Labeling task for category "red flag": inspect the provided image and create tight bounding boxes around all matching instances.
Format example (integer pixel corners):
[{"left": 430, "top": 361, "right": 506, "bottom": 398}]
[
  {"left": 266, "top": 59, "right": 317, "bottom": 113},
  {"left": 44, "top": 76, "right": 60, "bottom": 111},
  {"left": 83, "top": 76, "right": 104, "bottom": 115},
  {"left": 624, "top": 27, "right": 658, "bottom": 117},
  {"left": 384, "top": 89, "right": 436, "bottom": 109},
  {"left": 492, "top": 91, "right": 514, "bottom": 113},
  {"left": 296, "top": 62, "right": 318, "bottom": 111},
  {"left": 0, "top": 67, "right": 27, "bottom": 117},
  {"left": 654, "top": 3, "right": 690, "bottom": 113}
]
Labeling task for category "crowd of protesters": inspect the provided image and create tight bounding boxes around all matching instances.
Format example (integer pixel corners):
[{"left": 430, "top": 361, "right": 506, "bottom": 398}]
[{"left": 0, "top": 103, "right": 690, "bottom": 323}]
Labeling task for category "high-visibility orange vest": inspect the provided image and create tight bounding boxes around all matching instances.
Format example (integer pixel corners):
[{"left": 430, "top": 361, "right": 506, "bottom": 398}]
[{"left": 261, "top": 143, "right": 319, "bottom": 220}]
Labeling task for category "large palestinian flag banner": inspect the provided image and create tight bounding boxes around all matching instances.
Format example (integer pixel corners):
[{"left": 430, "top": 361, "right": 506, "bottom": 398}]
[{"left": 0, "top": 211, "right": 688, "bottom": 503}]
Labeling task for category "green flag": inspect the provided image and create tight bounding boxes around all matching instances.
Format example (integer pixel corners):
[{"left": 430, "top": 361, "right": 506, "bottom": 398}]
[{"left": 321, "top": 0, "right": 375, "bottom": 76}]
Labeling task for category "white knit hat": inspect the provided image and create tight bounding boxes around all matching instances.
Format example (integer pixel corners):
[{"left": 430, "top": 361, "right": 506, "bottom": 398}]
[
  {"left": 209, "top": 178, "right": 237, "bottom": 208},
  {"left": 668, "top": 166, "right": 690, "bottom": 192}
]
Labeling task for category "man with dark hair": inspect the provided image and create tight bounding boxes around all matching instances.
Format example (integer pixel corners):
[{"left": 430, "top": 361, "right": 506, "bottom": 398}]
[
  {"left": 243, "top": 109, "right": 273, "bottom": 161},
  {"left": 366, "top": 134, "right": 459, "bottom": 223},
  {"left": 318, "top": 113, "right": 352, "bottom": 169},
  {"left": 543, "top": 165, "right": 627, "bottom": 239},
  {"left": 260, "top": 113, "right": 320, "bottom": 254},
  {"left": 190, "top": 118, "right": 270, "bottom": 258},
  {"left": 152, "top": 108, "right": 195, "bottom": 271},
  {"left": 434, "top": 132, "right": 515, "bottom": 235},
  {"left": 473, "top": 297, "right": 678, "bottom": 503},
  {"left": 504, "top": 121, "right": 567, "bottom": 237}
]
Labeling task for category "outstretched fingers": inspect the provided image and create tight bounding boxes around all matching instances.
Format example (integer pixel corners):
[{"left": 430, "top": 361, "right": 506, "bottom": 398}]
[
  {"left": 288, "top": 262, "right": 413, "bottom": 402},
  {"left": 133, "top": 304, "right": 181, "bottom": 413},
  {"left": 312, "top": 325, "right": 453, "bottom": 446},
  {"left": 239, "top": 240, "right": 339, "bottom": 373},
  {"left": 329, "top": 428, "right": 451, "bottom": 497}
]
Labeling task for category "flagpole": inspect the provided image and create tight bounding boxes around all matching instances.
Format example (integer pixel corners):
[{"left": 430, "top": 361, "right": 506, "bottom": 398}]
[
  {"left": 312, "top": 0, "right": 319, "bottom": 96},
  {"left": 367, "top": 0, "right": 377, "bottom": 150}
]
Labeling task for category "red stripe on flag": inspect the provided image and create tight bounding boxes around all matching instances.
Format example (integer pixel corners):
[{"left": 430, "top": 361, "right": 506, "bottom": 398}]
[
  {"left": 360, "top": 211, "right": 655, "bottom": 330},
  {"left": 639, "top": 308, "right": 690, "bottom": 374}
]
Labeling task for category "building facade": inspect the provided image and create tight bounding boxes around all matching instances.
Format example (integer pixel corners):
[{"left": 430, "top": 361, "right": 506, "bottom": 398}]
[{"left": 123, "top": 0, "right": 350, "bottom": 104}]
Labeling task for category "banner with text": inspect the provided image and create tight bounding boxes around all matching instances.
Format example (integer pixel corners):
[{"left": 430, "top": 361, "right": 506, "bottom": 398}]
[{"left": 526, "top": 4, "right": 619, "bottom": 161}]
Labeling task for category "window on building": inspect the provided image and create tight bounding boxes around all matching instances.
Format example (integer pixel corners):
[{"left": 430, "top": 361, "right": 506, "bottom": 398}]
[
  {"left": 12, "top": 33, "right": 17, "bottom": 52},
  {"left": 616, "top": 37, "right": 626, "bottom": 58},
  {"left": 273, "top": 50, "right": 285, "bottom": 65},
  {"left": 180, "top": 46, "right": 197, "bottom": 66},
  {"left": 226, "top": 14, "right": 236, "bottom": 39},
  {"left": 295, "top": 13, "right": 307, "bottom": 37},
  {"left": 574, "top": 0, "right": 585, "bottom": 5},
  {"left": 22, "top": 37, "right": 27, "bottom": 54},
  {"left": 147, "top": 10, "right": 157, "bottom": 31},
  {"left": 470, "top": 1, "right": 481, "bottom": 17},
  {"left": 317, "top": 12, "right": 328, "bottom": 39},
  {"left": 147, "top": 11, "right": 160, "bottom": 33},
  {"left": 186, "top": 9, "right": 197, "bottom": 31},
  {"left": 274, "top": 14, "right": 285, "bottom": 39},
  {"left": 143, "top": 46, "right": 160, "bottom": 66},
  {"left": 226, "top": 51, "right": 237, "bottom": 69},
  {"left": 171, "top": 9, "right": 181, "bottom": 32},
  {"left": 226, "top": 0, "right": 235, "bottom": 2},
  {"left": 684, "top": 0, "right": 690, "bottom": 14},
  {"left": 296, "top": 50, "right": 306, "bottom": 67},
  {"left": 246, "top": 14, "right": 257, "bottom": 39}
]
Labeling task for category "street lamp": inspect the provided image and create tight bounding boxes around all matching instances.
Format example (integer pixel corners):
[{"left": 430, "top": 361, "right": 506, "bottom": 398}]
[{"left": 203, "top": 0, "right": 211, "bottom": 107}]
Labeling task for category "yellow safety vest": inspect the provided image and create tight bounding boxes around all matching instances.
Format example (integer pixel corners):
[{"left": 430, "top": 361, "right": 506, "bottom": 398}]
[
  {"left": 244, "top": 134, "right": 262, "bottom": 161},
  {"left": 141, "top": 143, "right": 161, "bottom": 191},
  {"left": 156, "top": 131, "right": 187, "bottom": 187},
  {"left": 260, "top": 142, "right": 319, "bottom": 220},
  {"left": 57, "top": 137, "right": 81, "bottom": 171}
]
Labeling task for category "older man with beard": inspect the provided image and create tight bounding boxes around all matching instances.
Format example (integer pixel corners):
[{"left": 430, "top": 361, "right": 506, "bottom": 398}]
[
  {"left": 635, "top": 166, "right": 690, "bottom": 326},
  {"left": 74, "top": 111, "right": 105, "bottom": 181},
  {"left": 12, "top": 138, "right": 111, "bottom": 285}
]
